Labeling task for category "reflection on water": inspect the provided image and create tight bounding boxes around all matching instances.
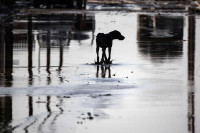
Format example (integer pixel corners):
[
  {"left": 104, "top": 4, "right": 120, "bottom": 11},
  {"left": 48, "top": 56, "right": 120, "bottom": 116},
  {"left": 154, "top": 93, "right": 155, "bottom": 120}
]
[
  {"left": 137, "top": 14, "right": 197, "bottom": 133},
  {"left": 187, "top": 15, "right": 195, "bottom": 133},
  {"left": 0, "top": 21, "right": 13, "bottom": 87},
  {"left": 0, "top": 13, "right": 95, "bottom": 87},
  {"left": 0, "top": 95, "right": 65, "bottom": 133},
  {"left": 0, "top": 12, "right": 200, "bottom": 133},
  {"left": 96, "top": 65, "right": 111, "bottom": 78},
  {"left": 137, "top": 15, "right": 184, "bottom": 62},
  {"left": 0, "top": 96, "right": 12, "bottom": 131}
]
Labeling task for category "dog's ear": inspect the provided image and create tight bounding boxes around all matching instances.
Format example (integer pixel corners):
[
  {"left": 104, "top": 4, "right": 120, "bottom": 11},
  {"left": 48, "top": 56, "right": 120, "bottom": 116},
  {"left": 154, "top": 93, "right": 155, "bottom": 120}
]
[
  {"left": 114, "top": 30, "right": 121, "bottom": 34},
  {"left": 111, "top": 30, "right": 117, "bottom": 33}
]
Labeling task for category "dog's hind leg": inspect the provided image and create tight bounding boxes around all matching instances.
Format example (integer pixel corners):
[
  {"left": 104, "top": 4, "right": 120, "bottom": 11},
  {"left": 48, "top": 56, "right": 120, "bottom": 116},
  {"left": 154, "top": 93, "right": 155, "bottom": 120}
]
[
  {"left": 105, "top": 47, "right": 112, "bottom": 64},
  {"left": 101, "top": 48, "right": 107, "bottom": 63},
  {"left": 95, "top": 46, "right": 100, "bottom": 64}
]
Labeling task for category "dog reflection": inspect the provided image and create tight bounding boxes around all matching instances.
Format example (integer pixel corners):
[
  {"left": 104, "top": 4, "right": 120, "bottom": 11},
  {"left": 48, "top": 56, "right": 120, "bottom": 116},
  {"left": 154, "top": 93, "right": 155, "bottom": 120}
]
[{"left": 96, "top": 65, "right": 111, "bottom": 78}]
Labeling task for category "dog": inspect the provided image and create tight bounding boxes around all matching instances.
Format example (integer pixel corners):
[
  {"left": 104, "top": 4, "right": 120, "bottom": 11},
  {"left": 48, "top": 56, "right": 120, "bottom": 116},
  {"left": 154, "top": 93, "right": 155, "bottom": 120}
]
[{"left": 95, "top": 30, "right": 125, "bottom": 64}]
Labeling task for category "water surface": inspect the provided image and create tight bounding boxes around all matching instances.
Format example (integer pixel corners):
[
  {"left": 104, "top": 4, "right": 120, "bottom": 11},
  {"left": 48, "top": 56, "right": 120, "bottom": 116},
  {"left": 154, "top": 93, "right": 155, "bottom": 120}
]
[{"left": 0, "top": 12, "right": 200, "bottom": 133}]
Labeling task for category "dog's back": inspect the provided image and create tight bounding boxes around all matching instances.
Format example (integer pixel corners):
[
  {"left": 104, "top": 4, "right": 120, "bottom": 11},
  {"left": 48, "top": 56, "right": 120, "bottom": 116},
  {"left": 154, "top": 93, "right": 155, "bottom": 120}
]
[{"left": 96, "top": 33, "right": 112, "bottom": 48}]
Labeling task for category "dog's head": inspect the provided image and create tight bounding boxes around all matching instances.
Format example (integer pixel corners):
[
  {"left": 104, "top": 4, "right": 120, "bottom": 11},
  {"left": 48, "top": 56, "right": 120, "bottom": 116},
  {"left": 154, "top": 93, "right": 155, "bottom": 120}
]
[{"left": 110, "top": 30, "right": 125, "bottom": 40}]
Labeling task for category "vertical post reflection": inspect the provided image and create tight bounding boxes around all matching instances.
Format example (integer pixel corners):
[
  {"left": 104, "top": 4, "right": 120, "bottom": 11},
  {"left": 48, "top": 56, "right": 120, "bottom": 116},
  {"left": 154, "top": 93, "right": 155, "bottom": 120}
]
[
  {"left": 0, "top": 23, "right": 5, "bottom": 75},
  {"left": 28, "top": 15, "right": 33, "bottom": 85},
  {"left": 188, "top": 15, "right": 195, "bottom": 133},
  {"left": 91, "top": 15, "right": 95, "bottom": 45},
  {"left": 67, "top": 31, "right": 71, "bottom": 46},
  {"left": 58, "top": 32, "right": 64, "bottom": 83},
  {"left": 58, "top": 32, "right": 63, "bottom": 72},
  {"left": 47, "top": 96, "right": 51, "bottom": 112},
  {"left": 0, "top": 20, "right": 14, "bottom": 86},
  {"left": 188, "top": 16, "right": 195, "bottom": 81},
  {"left": 38, "top": 96, "right": 52, "bottom": 132},
  {"left": 5, "top": 23, "right": 14, "bottom": 83},
  {"left": 34, "top": 33, "right": 40, "bottom": 73},
  {"left": 46, "top": 30, "right": 51, "bottom": 75},
  {"left": 29, "top": 96, "right": 33, "bottom": 116},
  {"left": 0, "top": 96, "right": 12, "bottom": 131},
  {"left": 46, "top": 30, "right": 51, "bottom": 85}
]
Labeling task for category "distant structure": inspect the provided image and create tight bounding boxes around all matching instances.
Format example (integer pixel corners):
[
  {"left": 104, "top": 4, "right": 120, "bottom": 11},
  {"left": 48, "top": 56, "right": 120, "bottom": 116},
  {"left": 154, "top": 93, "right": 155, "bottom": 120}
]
[
  {"left": 33, "top": 0, "right": 87, "bottom": 9},
  {"left": 0, "top": 0, "right": 15, "bottom": 9},
  {"left": 0, "top": 0, "right": 87, "bottom": 9}
]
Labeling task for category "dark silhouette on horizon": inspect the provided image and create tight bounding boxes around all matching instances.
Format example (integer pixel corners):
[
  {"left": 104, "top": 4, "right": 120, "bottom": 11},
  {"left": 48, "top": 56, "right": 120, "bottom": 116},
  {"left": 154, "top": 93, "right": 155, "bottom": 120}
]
[
  {"left": 95, "top": 30, "right": 125, "bottom": 65},
  {"left": 0, "top": 0, "right": 87, "bottom": 9},
  {"left": 33, "top": 0, "right": 87, "bottom": 9}
]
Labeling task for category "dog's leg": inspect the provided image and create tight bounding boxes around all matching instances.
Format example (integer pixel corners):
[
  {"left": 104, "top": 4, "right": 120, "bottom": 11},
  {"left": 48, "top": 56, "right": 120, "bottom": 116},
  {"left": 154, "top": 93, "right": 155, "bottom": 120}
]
[
  {"left": 105, "top": 47, "right": 112, "bottom": 64},
  {"left": 108, "top": 47, "right": 111, "bottom": 61},
  {"left": 103, "top": 51, "right": 108, "bottom": 62},
  {"left": 96, "top": 46, "right": 100, "bottom": 64},
  {"left": 101, "top": 48, "right": 108, "bottom": 63},
  {"left": 100, "top": 48, "right": 105, "bottom": 63}
]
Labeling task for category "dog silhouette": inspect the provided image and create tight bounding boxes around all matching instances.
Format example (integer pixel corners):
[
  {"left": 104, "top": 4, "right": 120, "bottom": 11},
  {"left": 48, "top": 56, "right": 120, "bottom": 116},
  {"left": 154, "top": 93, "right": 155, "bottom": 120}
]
[{"left": 95, "top": 30, "right": 125, "bottom": 64}]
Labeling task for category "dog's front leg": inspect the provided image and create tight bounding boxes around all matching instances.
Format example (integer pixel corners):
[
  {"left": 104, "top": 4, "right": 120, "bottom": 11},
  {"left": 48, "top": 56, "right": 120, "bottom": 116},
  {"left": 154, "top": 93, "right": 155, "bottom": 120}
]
[
  {"left": 105, "top": 47, "right": 112, "bottom": 64},
  {"left": 101, "top": 48, "right": 107, "bottom": 63},
  {"left": 103, "top": 50, "right": 108, "bottom": 62},
  {"left": 108, "top": 47, "right": 111, "bottom": 61},
  {"left": 95, "top": 46, "right": 100, "bottom": 64}
]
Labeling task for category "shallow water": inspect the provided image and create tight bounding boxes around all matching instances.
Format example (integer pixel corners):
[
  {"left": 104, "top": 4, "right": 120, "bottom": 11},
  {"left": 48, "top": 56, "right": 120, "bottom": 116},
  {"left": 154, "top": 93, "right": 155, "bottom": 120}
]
[{"left": 0, "top": 12, "right": 200, "bottom": 133}]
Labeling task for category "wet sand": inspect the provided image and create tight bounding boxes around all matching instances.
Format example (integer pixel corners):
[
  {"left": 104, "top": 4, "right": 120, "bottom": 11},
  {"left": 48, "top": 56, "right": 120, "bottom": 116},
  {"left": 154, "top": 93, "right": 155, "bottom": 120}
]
[{"left": 0, "top": 9, "right": 200, "bottom": 133}]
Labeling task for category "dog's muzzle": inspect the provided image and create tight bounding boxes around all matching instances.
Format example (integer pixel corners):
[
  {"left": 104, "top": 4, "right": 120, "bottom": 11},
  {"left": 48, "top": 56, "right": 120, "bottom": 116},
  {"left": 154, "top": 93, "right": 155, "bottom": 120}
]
[{"left": 119, "top": 35, "right": 125, "bottom": 40}]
